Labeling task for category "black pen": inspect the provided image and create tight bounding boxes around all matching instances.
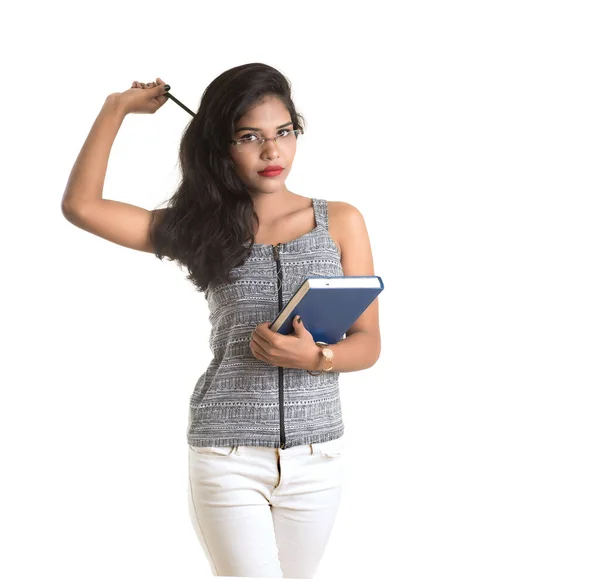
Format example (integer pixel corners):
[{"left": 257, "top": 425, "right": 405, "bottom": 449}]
[{"left": 163, "top": 85, "right": 196, "bottom": 117}]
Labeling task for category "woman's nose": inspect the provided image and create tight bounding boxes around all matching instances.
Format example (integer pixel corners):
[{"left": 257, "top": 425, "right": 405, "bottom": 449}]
[{"left": 262, "top": 138, "right": 280, "bottom": 159}]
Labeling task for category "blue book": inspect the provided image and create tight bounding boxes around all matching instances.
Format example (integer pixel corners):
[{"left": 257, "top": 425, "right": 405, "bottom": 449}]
[{"left": 269, "top": 276, "right": 384, "bottom": 344}]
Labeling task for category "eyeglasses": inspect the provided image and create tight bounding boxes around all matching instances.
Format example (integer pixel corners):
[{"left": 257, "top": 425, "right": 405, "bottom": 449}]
[{"left": 230, "top": 128, "right": 302, "bottom": 153}]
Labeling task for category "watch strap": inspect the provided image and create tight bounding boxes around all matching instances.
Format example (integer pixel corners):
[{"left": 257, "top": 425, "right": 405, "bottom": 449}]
[{"left": 307, "top": 342, "right": 334, "bottom": 375}]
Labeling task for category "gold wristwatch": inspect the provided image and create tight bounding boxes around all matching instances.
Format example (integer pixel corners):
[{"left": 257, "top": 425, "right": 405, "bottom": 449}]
[{"left": 307, "top": 341, "right": 334, "bottom": 376}]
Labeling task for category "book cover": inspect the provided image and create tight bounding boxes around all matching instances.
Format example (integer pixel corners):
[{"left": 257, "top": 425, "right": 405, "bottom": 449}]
[{"left": 269, "top": 276, "right": 384, "bottom": 344}]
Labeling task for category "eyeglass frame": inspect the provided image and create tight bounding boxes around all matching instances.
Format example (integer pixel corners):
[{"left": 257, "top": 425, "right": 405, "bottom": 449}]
[{"left": 229, "top": 128, "right": 303, "bottom": 152}]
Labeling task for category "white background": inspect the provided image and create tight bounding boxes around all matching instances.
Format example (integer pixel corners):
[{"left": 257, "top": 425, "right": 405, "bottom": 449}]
[{"left": 2, "top": 1, "right": 599, "bottom": 578}]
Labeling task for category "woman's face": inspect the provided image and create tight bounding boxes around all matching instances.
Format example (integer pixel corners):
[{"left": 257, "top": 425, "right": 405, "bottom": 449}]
[{"left": 229, "top": 95, "right": 297, "bottom": 195}]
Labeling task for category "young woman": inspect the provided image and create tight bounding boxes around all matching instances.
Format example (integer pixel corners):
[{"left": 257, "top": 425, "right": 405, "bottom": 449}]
[{"left": 62, "top": 63, "right": 381, "bottom": 578}]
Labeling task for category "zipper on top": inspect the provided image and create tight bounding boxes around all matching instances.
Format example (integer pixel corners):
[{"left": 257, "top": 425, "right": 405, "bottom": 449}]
[{"left": 272, "top": 243, "right": 286, "bottom": 449}]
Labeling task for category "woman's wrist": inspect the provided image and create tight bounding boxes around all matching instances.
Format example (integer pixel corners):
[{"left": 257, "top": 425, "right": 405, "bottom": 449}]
[
  {"left": 104, "top": 93, "right": 129, "bottom": 118},
  {"left": 306, "top": 343, "right": 324, "bottom": 372}
]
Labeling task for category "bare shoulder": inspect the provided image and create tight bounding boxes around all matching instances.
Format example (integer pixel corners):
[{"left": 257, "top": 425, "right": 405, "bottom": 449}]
[
  {"left": 327, "top": 201, "right": 369, "bottom": 257},
  {"left": 328, "top": 200, "right": 364, "bottom": 224}
]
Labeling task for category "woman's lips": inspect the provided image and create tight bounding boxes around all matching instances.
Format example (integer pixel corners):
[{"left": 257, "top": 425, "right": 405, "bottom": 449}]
[{"left": 257, "top": 168, "right": 283, "bottom": 177}]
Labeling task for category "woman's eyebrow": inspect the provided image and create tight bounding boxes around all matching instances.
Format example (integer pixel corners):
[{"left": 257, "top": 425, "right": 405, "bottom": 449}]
[{"left": 235, "top": 121, "right": 293, "bottom": 132}]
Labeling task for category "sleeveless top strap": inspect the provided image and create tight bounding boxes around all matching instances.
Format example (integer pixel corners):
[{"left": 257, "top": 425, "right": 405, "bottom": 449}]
[{"left": 313, "top": 198, "right": 330, "bottom": 230}]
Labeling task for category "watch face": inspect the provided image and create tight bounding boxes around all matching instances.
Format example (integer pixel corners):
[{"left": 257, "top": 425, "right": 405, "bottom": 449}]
[{"left": 323, "top": 348, "right": 333, "bottom": 359}]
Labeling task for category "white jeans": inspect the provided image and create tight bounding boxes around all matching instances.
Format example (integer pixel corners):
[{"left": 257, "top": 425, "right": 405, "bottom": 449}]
[{"left": 187, "top": 436, "right": 347, "bottom": 578}]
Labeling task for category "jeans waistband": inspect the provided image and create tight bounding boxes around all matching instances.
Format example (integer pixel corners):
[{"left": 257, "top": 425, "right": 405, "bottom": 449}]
[{"left": 232, "top": 436, "right": 344, "bottom": 457}]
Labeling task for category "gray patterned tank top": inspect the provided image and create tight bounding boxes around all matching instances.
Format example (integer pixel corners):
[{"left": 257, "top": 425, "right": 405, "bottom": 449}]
[{"left": 187, "top": 197, "right": 345, "bottom": 449}]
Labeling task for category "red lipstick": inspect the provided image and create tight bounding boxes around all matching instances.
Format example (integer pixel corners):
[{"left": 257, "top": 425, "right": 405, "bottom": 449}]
[{"left": 258, "top": 165, "right": 283, "bottom": 177}]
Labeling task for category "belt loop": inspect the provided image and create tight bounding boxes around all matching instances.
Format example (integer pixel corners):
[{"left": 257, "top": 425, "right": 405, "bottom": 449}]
[
  {"left": 310, "top": 443, "right": 315, "bottom": 455},
  {"left": 234, "top": 445, "right": 241, "bottom": 455}
]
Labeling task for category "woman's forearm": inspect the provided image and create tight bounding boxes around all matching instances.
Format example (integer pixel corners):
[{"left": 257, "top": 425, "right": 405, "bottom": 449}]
[
  {"left": 61, "top": 95, "right": 127, "bottom": 215},
  {"left": 307, "top": 330, "right": 381, "bottom": 373}
]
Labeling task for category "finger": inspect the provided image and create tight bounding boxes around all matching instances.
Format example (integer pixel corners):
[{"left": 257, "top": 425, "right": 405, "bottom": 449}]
[
  {"left": 251, "top": 332, "right": 269, "bottom": 349},
  {"left": 251, "top": 330, "right": 272, "bottom": 352},
  {"left": 262, "top": 321, "right": 279, "bottom": 334},
  {"left": 252, "top": 327, "right": 271, "bottom": 346},
  {"left": 250, "top": 339, "right": 267, "bottom": 360}
]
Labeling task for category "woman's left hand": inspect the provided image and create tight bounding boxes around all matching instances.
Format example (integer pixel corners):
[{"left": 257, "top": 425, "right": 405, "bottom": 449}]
[{"left": 250, "top": 316, "right": 318, "bottom": 369}]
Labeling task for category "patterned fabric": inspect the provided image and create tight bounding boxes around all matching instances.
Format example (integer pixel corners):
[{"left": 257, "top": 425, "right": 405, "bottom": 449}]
[{"left": 187, "top": 198, "right": 345, "bottom": 449}]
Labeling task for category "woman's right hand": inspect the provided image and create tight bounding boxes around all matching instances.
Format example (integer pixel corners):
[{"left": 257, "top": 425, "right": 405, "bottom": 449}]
[{"left": 112, "top": 77, "right": 169, "bottom": 115}]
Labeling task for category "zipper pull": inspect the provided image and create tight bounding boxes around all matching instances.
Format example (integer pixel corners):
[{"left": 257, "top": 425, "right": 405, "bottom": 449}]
[{"left": 272, "top": 243, "right": 280, "bottom": 260}]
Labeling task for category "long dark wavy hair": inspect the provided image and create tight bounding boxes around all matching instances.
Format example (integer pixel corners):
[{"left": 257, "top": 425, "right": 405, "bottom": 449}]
[{"left": 148, "top": 63, "right": 305, "bottom": 293}]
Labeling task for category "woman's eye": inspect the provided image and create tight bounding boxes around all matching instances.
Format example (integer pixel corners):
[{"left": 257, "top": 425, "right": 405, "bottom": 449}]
[
  {"left": 240, "top": 133, "right": 257, "bottom": 141},
  {"left": 278, "top": 129, "right": 291, "bottom": 136}
]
